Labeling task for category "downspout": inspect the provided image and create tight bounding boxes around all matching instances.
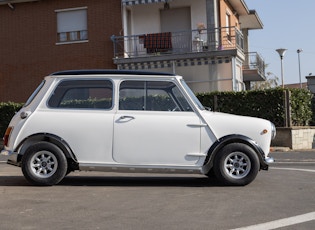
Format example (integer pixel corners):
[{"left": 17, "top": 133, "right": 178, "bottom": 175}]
[
  {"left": 206, "top": 0, "right": 219, "bottom": 50},
  {"left": 172, "top": 60, "right": 176, "bottom": 74},
  {"left": 231, "top": 57, "right": 236, "bottom": 91}
]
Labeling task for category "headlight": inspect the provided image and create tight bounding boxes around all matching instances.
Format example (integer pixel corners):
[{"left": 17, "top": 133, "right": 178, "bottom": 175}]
[{"left": 270, "top": 122, "right": 276, "bottom": 140}]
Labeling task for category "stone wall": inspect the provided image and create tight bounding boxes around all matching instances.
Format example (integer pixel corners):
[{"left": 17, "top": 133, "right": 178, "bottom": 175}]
[{"left": 272, "top": 127, "right": 315, "bottom": 150}]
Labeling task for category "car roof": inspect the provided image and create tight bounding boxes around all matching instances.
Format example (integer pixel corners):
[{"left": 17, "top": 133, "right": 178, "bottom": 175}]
[{"left": 50, "top": 69, "right": 176, "bottom": 76}]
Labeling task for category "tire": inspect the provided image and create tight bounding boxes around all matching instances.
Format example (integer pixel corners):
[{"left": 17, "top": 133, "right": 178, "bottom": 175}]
[
  {"left": 21, "top": 142, "right": 68, "bottom": 186},
  {"left": 213, "top": 143, "right": 260, "bottom": 186}
]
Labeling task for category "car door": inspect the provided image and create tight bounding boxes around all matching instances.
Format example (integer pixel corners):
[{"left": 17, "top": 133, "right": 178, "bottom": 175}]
[
  {"left": 44, "top": 79, "right": 115, "bottom": 163},
  {"left": 113, "top": 80, "right": 202, "bottom": 166}
]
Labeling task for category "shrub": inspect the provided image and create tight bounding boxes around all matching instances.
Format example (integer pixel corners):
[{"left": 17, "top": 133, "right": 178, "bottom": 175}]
[{"left": 0, "top": 102, "right": 23, "bottom": 137}]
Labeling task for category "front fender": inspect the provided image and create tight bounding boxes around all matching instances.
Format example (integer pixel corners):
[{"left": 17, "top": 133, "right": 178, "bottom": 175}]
[{"left": 202, "top": 134, "right": 269, "bottom": 174}]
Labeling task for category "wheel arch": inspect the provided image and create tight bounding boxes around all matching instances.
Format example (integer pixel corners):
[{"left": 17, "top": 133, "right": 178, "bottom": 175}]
[
  {"left": 202, "top": 134, "right": 268, "bottom": 174},
  {"left": 15, "top": 133, "right": 78, "bottom": 169}
]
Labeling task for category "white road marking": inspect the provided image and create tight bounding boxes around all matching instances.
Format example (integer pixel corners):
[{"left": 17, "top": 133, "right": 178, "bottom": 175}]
[
  {"left": 271, "top": 167, "right": 315, "bottom": 173},
  {"left": 231, "top": 212, "right": 315, "bottom": 230},
  {"left": 274, "top": 161, "right": 315, "bottom": 164}
]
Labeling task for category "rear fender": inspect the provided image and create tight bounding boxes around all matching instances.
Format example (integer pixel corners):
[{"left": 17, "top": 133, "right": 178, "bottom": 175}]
[{"left": 15, "top": 133, "right": 78, "bottom": 168}]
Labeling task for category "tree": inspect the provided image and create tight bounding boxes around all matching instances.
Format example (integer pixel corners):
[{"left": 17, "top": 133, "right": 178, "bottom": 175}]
[{"left": 251, "top": 72, "right": 279, "bottom": 90}]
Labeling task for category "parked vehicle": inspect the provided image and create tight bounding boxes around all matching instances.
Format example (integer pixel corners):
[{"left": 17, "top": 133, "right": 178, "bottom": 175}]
[{"left": 1, "top": 70, "right": 275, "bottom": 186}]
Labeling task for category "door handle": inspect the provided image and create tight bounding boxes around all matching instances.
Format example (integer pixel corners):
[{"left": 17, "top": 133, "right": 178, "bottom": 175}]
[{"left": 120, "top": 115, "right": 135, "bottom": 120}]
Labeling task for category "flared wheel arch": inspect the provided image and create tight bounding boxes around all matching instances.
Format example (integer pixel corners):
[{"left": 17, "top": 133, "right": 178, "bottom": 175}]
[
  {"left": 15, "top": 133, "right": 78, "bottom": 170},
  {"left": 203, "top": 134, "right": 268, "bottom": 173}
]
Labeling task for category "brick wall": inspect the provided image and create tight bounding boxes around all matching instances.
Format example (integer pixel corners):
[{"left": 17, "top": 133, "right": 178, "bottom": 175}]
[{"left": 0, "top": 0, "right": 121, "bottom": 102}]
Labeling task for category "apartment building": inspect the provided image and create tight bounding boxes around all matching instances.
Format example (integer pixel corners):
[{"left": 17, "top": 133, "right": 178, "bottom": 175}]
[
  {"left": 0, "top": 0, "right": 265, "bottom": 102},
  {"left": 112, "top": 0, "right": 265, "bottom": 93}
]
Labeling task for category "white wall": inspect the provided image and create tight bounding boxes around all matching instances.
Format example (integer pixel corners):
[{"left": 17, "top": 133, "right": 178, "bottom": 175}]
[
  {"left": 125, "top": 0, "right": 207, "bottom": 36},
  {"left": 175, "top": 62, "right": 233, "bottom": 93}
]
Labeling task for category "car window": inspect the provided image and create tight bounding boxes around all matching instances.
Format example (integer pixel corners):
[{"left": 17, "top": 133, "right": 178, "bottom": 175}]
[
  {"left": 24, "top": 80, "right": 46, "bottom": 107},
  {"left": 180, "top": 79, "right": 205, "bottom": 110},
  {"left": 119, "top": 80, "right": 193, "bottom": 111},
  {"left": 48, "top": 80, "right": 113, "bottom": 109}
]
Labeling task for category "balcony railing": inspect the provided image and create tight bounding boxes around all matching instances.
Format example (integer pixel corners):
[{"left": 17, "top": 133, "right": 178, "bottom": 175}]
[
  {"left": 112, "top": 27, "right": 244, "bottom": 59},
  {"left": 243, "top": 52, "right": 265, "bottom": 76}
]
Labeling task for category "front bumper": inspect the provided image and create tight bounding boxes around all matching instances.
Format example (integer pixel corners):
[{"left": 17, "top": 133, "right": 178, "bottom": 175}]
[
  {"left": 265, "top": 156, "right": 275, "bottom": 164},
  {"left": 261, "top": 156, "right": 274, "bottom": 170}
]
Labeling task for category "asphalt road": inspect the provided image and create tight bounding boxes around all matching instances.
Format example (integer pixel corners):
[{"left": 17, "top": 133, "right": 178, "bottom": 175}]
[{"left": 0, "top": 151, "right": 314, "bottom": 230}]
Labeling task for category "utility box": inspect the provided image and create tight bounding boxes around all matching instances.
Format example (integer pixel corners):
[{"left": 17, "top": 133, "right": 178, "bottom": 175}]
[{"left": 306, "top": 75, "right": 315, "bottom": 94}]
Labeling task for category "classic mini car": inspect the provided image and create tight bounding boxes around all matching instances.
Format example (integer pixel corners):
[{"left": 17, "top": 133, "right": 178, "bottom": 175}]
[{"left": 1, "top": 70, "right": 275, "bottom": 186}]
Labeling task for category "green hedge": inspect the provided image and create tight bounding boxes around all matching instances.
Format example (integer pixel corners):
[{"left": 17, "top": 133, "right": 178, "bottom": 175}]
[
  {"left": 197, "top": 88, "right": 313, "bottom": 127},
  {"left": 0, "top": 88, "right": 313, "bottom": 138},
  {"left": 0, "top": 102, "right": 23, "bottom": 137}
]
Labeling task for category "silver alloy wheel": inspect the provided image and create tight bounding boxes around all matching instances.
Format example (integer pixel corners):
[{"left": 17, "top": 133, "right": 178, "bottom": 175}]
[
  {"left": 223, "top": 151, "right": 251, "bottom": 179},
  {"left": 30, "top": 150, "right": 58, "bottom": 178}
]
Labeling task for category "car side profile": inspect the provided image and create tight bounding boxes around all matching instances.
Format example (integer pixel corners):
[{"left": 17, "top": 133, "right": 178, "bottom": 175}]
[{"left": 1, "top": 70, "right": 275, "bottom": 186}]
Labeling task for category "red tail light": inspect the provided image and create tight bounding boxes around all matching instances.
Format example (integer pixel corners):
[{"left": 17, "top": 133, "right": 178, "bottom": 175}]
[{"left": 3, "top": 127, "right": 13, "bottom": 147}]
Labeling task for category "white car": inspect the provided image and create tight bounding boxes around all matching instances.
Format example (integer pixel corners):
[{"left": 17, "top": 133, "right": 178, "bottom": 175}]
[{"left": 1, "top": 70, "right": 275, "bottom": 186}]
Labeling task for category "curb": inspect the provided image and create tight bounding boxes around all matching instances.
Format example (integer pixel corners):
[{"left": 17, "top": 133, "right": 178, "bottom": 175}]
[{"left": 270, "top": 147, "right": 291, "bottom": 152}]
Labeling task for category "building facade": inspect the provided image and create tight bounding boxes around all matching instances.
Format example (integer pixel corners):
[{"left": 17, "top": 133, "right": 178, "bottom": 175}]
[
  {"left": 0, "top": 0, "right": 265, "bottom": 102},
  {"left": 112, "top": 0, "right": 265, "bottom": 93},
  {"left": 0, "top": 0, "right": 121, "bottom": 102}
]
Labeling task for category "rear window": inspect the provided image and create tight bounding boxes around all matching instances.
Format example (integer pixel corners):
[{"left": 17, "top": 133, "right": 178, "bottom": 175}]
[
  {"left": 48, "top": 79, "right": 113, "bottom": 109},
  {"left": 24, "top": 80, "right": 46, "bottom": 107}
]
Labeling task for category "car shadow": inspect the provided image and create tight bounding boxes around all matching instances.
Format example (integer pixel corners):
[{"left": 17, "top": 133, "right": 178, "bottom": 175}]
[
  {"left": 59, "top": 175, "right": 222, "bottom": 187},
  {"left": 0, "top": 176, "right": 30, "bottom": 186},
  {"left": 0, "top": 175, "right": 222, "bottom": 187}
]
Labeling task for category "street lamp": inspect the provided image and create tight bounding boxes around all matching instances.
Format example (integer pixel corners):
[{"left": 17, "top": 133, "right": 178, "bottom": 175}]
[
  {"left": 276, "top": 48, "right": 287, "bottom": 88},
  {"left": 297, "top": 49, "right": 303, "bottom": 88}
]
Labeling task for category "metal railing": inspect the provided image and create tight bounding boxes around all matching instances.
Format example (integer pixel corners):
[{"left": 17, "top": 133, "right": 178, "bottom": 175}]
[
  {"left": 112, "top": 27, "right": 244, "bottom": 59},
  {"left": 243, "top": 52, "right": 265, "bottom": 76}
]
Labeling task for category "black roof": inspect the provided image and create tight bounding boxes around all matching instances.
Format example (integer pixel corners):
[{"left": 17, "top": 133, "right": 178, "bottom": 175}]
[{"left": 50, "top": 69, "right": 175, "bottom": 76}]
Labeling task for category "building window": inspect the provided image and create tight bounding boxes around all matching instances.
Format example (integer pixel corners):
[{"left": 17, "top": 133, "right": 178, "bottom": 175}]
[
  {"left": 225, "top": 12, "right": 231, "bottom": 41},
  {"left": 56, "top": 7, "right": 88, "bottom": 44}
]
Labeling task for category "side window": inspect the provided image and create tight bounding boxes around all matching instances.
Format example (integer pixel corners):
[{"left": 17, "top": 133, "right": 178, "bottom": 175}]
[
  {"left": 24, "top": 80, "right": 45, "bottom": 107},
  {"left": 48, "top": 80, "right": 113, "bottom": 109},
  {"left": 119, "top": 80, "right": 192, "bottom": 111}
]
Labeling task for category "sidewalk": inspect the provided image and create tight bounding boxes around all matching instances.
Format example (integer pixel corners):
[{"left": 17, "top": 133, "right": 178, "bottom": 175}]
[{"left": 270, "top": 146, "right": 291, "bottom": 152}]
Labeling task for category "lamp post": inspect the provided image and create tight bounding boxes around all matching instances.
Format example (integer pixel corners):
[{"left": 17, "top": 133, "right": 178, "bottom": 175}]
[
  {"left": 297, "top": 49, "right": 303, "bottom": 88},
  {"left": 276, "top": 48, "right": 287, "bottom": 88}
]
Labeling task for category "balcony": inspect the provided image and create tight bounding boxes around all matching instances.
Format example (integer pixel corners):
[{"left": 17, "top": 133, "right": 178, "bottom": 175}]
[
  {"left": 243, "top": 52, "right": 266, "bottom": 82},
  {"left": 0, "top": 0, "right": 39, "bottom": 5},
  {"left": 112, "top": 26, "right": 244, "bottom": 63}
]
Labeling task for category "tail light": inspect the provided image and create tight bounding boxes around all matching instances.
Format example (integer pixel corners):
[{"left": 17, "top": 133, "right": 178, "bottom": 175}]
[{"left": 3, "top": 127, "right": 13, "bottom": 147}]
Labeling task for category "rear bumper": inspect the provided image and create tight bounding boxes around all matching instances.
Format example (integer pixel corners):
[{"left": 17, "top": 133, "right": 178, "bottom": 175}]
[{"left": 1, "top": 149, "right": 20, "bottom": 167}]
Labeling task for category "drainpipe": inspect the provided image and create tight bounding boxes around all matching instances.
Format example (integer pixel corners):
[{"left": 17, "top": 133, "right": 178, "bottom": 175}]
[
  {"left": 231, "top": 57, "right": 236, "bottom": 91},
  {"left": 172, "top": 60, "right": 176, "bottom": 74},
  {"left": 206, "top": 0, "right": 219, "bottom": 50}
]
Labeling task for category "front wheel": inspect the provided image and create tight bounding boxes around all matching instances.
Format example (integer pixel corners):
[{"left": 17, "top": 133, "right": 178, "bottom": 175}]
[
  {"left": 21, "top": 142, "right": 68, "bottom": 186},
  {"left": 213, "top": 143, "right": 260, "bottom": 186}
]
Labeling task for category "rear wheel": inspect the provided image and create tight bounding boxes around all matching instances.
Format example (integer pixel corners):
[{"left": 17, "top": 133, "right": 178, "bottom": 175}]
[
  {"left": 213, "top": 143, "right": 260, "bottom": 186},
  {"left": 22, "top": 142, "right": 68, "bottom": 186}
]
